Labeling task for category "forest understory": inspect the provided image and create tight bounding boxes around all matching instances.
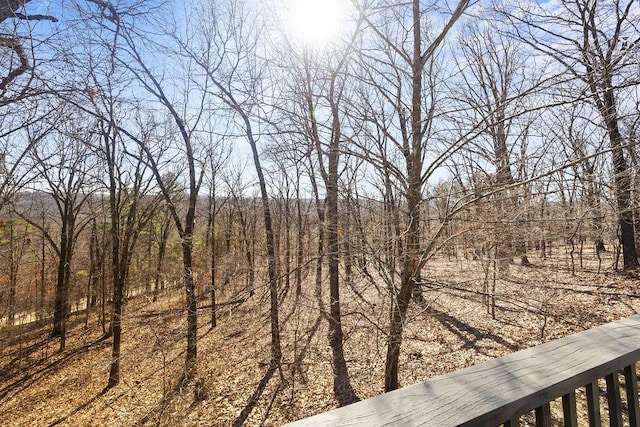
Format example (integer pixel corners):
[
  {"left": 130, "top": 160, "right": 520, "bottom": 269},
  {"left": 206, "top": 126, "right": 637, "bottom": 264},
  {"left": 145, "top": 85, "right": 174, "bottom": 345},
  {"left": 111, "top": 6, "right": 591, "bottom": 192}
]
[
  {"left": 0, "top": 0, "right": 638, "bottom": 425},
  {"left": 2, "top": 247, "right": 640, "bottom": 426}
]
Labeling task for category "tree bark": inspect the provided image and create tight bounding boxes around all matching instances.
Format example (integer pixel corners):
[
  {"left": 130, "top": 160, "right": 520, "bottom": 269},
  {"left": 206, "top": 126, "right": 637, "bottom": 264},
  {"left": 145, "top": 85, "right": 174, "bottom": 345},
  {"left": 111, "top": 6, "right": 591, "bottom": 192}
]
[
  {"left": 384, "top": 0, "right": 424, "bottom": 392},
  {"left": 603, "top": 88, "right": 638, "bottom": 269},
  {"left": 326, "top": 83, "right": 359, "bottom": 406},
  {"left": 384, "top": 0, "right": 470, "bottom": 391}
]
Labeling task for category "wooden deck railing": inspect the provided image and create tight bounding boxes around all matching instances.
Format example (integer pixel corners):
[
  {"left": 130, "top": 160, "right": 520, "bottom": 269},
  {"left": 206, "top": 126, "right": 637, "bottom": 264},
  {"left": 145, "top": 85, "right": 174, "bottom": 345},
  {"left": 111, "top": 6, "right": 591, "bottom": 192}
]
[{"left": 286, "top": 314, "right": 640, "bottom": 427}]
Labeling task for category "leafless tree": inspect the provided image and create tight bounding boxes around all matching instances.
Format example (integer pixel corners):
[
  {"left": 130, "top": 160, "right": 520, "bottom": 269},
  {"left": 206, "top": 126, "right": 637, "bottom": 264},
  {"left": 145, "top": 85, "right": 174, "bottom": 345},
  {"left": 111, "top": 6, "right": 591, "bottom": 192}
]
[
  {"left": 172, "top": 0, "right": 283, "bottom": 420},
  {"left": 454, "top": 23, "right": 539, "bottom": 265},
  {"left": 547, "top": 103, "right": 609, "bottom": 254},
  {"left": 81, "top": 0, "right": 208, "bottom": 378},
  {"left": 276, "top": 29, "right": 364, "bottom": 402},
  {"left": 352, "top": 0, "right": 472, "bottom": 392},
  {"left": 203, "top": 138, "right": 230, "bottom": 329},
  {"left": 92, "top": 109, "right": 163, "bottom": 389},
  {"left": 501, "top": 0, "right": 640, "bottom": 269},
  {"left": 16, "top": 111, "right": 97, "bottom": 350}
]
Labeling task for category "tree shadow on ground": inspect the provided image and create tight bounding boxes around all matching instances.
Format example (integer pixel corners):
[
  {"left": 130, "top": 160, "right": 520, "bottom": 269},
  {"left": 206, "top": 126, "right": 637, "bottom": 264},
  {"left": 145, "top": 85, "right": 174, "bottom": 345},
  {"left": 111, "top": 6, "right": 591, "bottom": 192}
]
[
  {"left": 231, "top": 301, "right": 323, "bottom": 426},
  {"left": 0, "top": 335, "right": 53, "bottom": 380},
  {"left": 47, "top": 391, "right": 105, "bottom": 427},
  {"left": 0, "top": 336, "right": 110, "bottom": 402},
  {"left": 1, "top": 313, "right": 90, "bottom": 367},
  {"left": 430, "top": 310, "right": 521, "bottom": 357},
  {"left": 292, "top": 311, "right": 322, "bottom": 386},
  {"left": 232, "top": 360, "right": 279, "bottom": 427}
]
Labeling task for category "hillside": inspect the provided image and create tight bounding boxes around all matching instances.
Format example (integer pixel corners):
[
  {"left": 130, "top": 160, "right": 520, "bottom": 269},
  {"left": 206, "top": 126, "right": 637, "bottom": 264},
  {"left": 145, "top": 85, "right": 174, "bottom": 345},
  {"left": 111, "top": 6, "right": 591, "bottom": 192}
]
[{"left": 2, "top": 249, "right": 639, "bottom": 426}]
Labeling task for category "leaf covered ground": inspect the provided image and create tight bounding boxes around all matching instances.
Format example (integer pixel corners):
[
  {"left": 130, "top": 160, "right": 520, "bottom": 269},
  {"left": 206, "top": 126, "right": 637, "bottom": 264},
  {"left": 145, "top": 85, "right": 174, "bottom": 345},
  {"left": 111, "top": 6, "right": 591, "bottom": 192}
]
[{"left": 2, "top": 248, "right": 639, "bottom": 426}]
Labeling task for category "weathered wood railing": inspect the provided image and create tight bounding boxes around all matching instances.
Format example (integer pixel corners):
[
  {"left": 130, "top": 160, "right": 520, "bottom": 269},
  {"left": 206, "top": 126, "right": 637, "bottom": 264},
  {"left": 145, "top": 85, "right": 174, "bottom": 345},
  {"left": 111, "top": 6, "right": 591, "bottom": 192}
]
[{"left": 286, "top": 314, "right": 640, "bottom": 427}]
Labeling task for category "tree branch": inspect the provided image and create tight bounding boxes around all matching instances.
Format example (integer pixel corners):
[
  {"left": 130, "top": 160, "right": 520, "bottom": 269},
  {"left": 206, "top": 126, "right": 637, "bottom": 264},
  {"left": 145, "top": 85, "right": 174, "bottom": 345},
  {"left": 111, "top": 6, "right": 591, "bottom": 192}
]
[
  {"left": 0, "top": 36, "right": 29, "bottom": 93},
  {"left": 13, "top": 12, "right": 58, "bottom": 22}
]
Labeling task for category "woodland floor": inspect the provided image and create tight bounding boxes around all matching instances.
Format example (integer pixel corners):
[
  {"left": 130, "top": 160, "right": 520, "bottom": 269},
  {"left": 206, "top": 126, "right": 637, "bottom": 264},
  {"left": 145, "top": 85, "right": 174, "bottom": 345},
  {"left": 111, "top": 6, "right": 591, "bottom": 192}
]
[{"left": 2, "top": 246, "right": 640, "bottom": 426}]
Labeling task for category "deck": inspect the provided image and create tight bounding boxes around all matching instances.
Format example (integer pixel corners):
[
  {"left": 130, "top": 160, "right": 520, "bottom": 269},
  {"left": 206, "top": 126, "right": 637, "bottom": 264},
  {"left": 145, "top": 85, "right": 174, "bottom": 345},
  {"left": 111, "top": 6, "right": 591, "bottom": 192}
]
[{"left": 285, "top": 314, "right": 640, "bottom": 426}]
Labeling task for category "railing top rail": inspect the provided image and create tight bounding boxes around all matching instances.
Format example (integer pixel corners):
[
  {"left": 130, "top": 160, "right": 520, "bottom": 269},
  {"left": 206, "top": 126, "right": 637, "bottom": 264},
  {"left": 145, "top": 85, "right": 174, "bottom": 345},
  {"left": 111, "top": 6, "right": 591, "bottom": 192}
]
[{"left": 285, "top": 314, "right": 640, "bottom": 427}]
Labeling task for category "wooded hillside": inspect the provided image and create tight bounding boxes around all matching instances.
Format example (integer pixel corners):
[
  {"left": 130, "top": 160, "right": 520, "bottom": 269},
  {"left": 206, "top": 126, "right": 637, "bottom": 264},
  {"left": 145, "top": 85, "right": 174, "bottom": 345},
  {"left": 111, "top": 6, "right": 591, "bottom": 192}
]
[{"left": 0, "top": 0, "right": 639, "bottom": 425}]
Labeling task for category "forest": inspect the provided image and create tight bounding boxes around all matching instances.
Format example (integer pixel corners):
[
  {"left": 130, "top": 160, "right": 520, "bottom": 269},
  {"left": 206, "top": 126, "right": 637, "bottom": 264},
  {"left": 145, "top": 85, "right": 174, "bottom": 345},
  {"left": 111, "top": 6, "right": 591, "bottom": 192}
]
[{"left": 1, "top": 0, "right": 639, "bottom": 425}]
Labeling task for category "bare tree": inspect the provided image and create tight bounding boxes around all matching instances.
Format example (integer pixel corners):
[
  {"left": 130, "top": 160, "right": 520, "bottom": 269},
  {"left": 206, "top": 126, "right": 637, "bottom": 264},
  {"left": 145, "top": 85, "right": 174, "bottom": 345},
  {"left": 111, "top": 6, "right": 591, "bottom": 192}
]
[
  {"left": 502, "top": 0, "right": 640, "bottom": 269},
  {"left": 0, "top": 212, "right": 31, "bottom": 325},
  {"left": 94, "top": 114, "right": 162, "bottom": 390},
  {"left": 454, "top": 23, "right": 538, "bottom": 265},
  {"left": 171, "top": 1, "right": 283, "bottom": 420},
  {"left": 0, "top": 0, "right": 57, "bottom": 107},
  {"left": 80, "top": 0, "right": 208, "bottom": 378},
  {"left": 223, "top": 168, "right": 258, "bottom": 299},
  {"left": 353, "top": 0, "right": 471, "bottom": 392},
  {"left": 547, "top": 103, "right": 609, "bottom": 254},
  {"left": 204, "top": 139, "right": 230, "bottom": 329},
  {"left": 282, "top": 39, "right": 362, "bottom": 403},
  {"left": 17, "top": 112, "right": 96, "bottom": 350}
]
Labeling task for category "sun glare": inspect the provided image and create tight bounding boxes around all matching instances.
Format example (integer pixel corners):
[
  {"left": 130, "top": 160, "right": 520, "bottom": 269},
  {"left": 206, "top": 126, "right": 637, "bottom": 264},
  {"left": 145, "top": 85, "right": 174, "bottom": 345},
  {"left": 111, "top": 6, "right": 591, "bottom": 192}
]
[{"left": 282, "top": 0, "right": 350, "bottom": 47}]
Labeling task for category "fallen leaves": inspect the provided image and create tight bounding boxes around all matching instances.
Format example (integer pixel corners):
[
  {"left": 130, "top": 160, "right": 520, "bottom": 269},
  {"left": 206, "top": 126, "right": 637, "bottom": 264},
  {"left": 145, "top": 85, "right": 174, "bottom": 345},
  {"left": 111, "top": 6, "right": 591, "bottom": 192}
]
[{"left": 1, "top": 250, "right": 639, "bottom": 426}]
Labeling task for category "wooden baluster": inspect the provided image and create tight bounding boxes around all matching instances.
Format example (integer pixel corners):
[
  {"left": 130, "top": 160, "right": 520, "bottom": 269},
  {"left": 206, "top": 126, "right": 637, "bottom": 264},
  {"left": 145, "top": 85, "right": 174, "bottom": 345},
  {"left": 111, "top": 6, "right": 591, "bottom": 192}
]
[
  {"left": 586, "top": 381, "right": 602, "bottom": 427},
  {"left": 624, "top": 364, "right": 640, "bottom": 427},
  {"left": 562, "top": 390, "right": 578, "bottom": 427},
  {"left": 535, "top": 403, "right": 551, "bottom": 427},
  {"left": 606, "top": 372, "right": 623, "bottom": 427},
  {"left": 504, "top": 417, "right": 519, "bottom": 427}
]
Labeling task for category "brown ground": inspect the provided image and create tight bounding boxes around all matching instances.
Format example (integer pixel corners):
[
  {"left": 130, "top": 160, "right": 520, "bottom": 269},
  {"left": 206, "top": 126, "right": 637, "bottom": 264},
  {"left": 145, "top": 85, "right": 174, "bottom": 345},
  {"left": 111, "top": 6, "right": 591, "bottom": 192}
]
[{"left": 1, "top": 246, "right": 639, "bottom": 426}]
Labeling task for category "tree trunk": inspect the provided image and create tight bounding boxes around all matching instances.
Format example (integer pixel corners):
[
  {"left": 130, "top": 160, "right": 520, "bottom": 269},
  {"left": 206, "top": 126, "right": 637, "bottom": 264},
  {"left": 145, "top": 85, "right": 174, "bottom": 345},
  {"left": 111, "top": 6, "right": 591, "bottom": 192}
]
[
  {"left": 209, "top": 189, "right": 217, "bottom": 329},
  {"left": 284, "top": 194, "right": 291, "bottom": 298},
  {"left": 603, "top": 88, "right": 638, "bottom": 269},
  {"left": 51, "top": 212, "right": 72, "bottom": 351},
  {"left": 107, "top": 272, "right": 124, "bottom": 389},
  {"left": 295, "top": 190, "right": 304, "bottom": 298},
  {"left": 326, "top": 88, "right": 359, "bottom": 406},
  {"left": 153, "top": 215, "right": 169, "bottom": 302},
  {"left": 182, "top": 235, "right": 198, "bottom": 376},
  {"left": 385, "top": 0, "right": 424, "bottom": 392},
  {"left": 237, "top": 207, "right": 254, "bottom": 297},
  {"left": 8, "top": 219, "right": 16, "bottom": 325},
  {"left": 86, "top": 219, "right": 101, "bottom": 328},
  {"left": 309, "top": 170, "right": 325, "bottom": 308},
  {"left": 38, "top": 213, "right": 46, "bottom": 321}
]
